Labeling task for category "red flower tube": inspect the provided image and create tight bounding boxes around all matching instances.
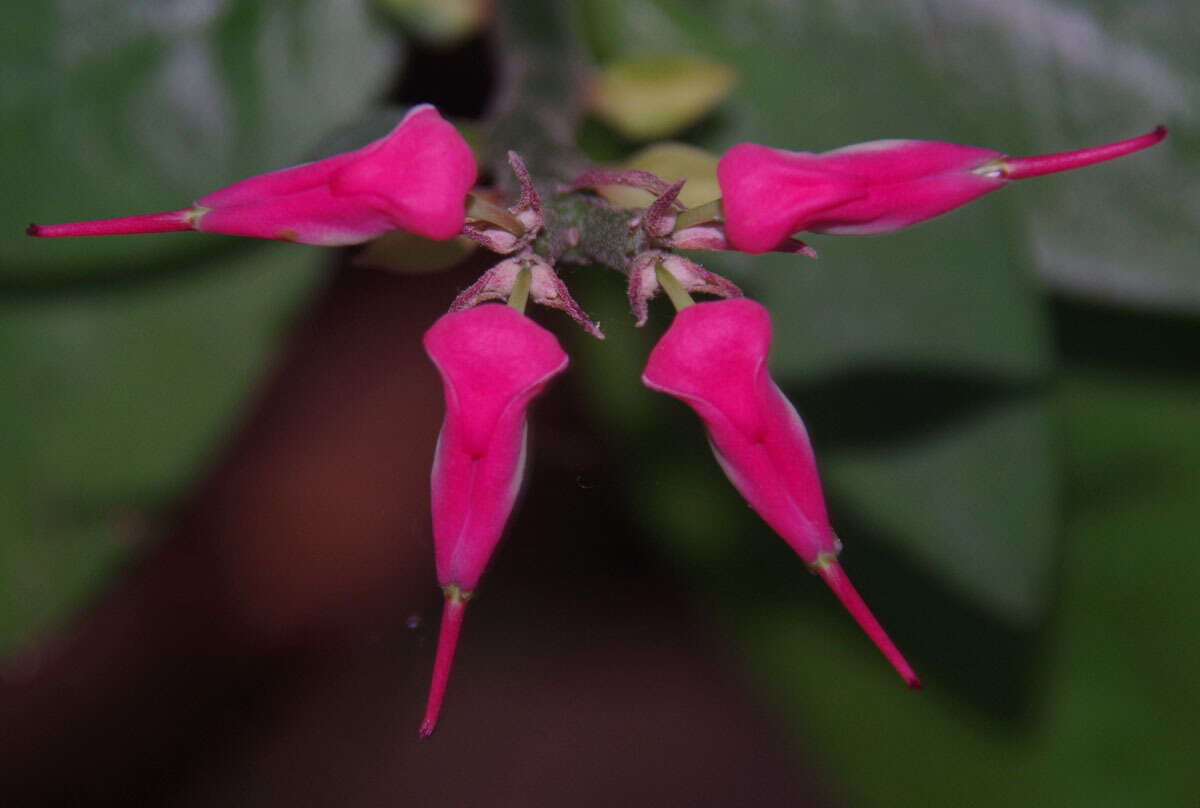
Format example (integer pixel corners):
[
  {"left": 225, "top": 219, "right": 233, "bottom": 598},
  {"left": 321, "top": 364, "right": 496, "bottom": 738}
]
[
  {"left": 643, "top": 298, "right": 919, "bottom": 687},
  {"left": 718, "top": 127, "right": 1167, "bottom": 253},
  {"left": 420, "top": 304, "right": 569, "bottom": 736},
  {"left": 28, "top": 104, "right": 477, "bottom": 245}
]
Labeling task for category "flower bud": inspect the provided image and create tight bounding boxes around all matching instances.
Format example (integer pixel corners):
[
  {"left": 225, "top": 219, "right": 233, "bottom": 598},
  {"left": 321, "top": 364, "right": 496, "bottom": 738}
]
[
  {"left": 718, "top": 127, "right": 1167, "bottom": 253},
  {"left": 28, "top": 104, "right": 477, "bottom": 245},
  {"left": 419, "top": 304, "right": 569, "bottom": 736},
  {"left": 643, "top": 298, "right": 919, "bottom": 687}
]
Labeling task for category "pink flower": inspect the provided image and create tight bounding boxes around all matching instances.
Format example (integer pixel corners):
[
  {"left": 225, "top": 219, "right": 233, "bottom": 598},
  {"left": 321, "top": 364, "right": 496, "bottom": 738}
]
[
  {"left": 643, "top": 298, "right": 919, "bottom": 687},
  {"left": 419, "top": 303, "right": 569, "bottom": 736},
  {"left": 27, "top": 104, "right": 476, "bottom": 245},
  {"left": 718, "top": 127, "right": 1167, "bottom": 253}
]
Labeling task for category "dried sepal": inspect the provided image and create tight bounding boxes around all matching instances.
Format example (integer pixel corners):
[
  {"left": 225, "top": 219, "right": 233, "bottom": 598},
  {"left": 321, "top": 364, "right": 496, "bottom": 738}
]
[
  {"left": 627, "top": 250, "right": 742, "bottom": 327},
  {"left": 566, "top": 168, "right": 681, "bottom": 201},
  {"left": 641, "top": 179, "right": 686, "bottom": 239},
  {"left": 461, "top": 151, "right": 544, "bottom": 254},
  {"left": 453, "top": 251, "right": 604, "bottom": 339}
]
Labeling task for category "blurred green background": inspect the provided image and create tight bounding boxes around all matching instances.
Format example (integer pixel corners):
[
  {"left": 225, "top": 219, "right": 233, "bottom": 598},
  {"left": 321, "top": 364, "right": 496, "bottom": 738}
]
[{"left": 2, "top": 0, "right": 1198, "bottom": 805}]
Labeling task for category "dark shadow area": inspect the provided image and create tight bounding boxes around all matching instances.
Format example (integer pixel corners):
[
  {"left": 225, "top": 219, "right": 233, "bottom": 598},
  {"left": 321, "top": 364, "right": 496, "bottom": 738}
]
[
  {"left": 391, "top": 33, "right": 496, "bottom": 118},
  {"left": 786, "top": 369, "right": 1037, "bottom": 452},
  {"left": 1052, "top": 295, "right": 1200, "bottom": 374},
  {"left": 628, "top": 411, "right": 1047, "bottom": 726},
  {"left": 0, "top": 238, "right": 259, "bottom": 299},
  {"left": 818, "top": 503, "right": 1045, "bottom": 726}
]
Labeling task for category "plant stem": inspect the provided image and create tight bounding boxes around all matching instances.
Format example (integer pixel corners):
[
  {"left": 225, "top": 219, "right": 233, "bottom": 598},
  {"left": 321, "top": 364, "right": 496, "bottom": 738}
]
[
  {"left": 655, "top": 262, "right": 695, "bottom": 311},
  {"left": 508, "top": 265, "right": 532, "bottom": 313},
  {"left": 672, "top": 199, "right": 724, "bottom": 232},
  {"left": 488, "top": 0, "right": 589, "bottom": 189}
]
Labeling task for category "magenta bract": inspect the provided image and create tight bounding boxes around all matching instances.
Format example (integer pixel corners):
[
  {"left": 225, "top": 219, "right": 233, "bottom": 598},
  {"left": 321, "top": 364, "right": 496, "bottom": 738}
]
[
  {"left": 718, "top": 127, "right": 1167, "bottom": 253},
  {"left": 643, "top": 299, "right": 919, "bottom": 687},
  {"left": 28, "top": 104, "right": 477, "bottom": 245},
  {"left": 420, "top": 303, "right": 568, "bottom": 736}
]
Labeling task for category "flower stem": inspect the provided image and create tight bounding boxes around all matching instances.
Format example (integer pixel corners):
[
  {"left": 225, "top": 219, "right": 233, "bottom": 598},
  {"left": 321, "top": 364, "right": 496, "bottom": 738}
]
[
  {"left": 489, "top": 0, "right": 588, "bottom": 188},
  {"left": 508, "top": 265, "right": 532, "bottom": 314},
  {"left": 655, "top": 262, "right": 695, "bottom": 312},
  {"left": 672, "top": 199, "right": 724, "bottom": 232},
  {"left": 465, "top": 193, "right": 525, "bottom": 235}
]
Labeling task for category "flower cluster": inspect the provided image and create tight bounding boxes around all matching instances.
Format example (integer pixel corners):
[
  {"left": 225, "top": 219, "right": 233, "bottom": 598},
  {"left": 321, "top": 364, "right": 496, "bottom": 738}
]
[{"left": 29, "top": 103, "right": 1166, "bottom": 736}]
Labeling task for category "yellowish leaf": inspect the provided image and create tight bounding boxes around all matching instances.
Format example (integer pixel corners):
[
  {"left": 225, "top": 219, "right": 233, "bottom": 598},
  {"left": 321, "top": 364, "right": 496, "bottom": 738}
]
[
  {"left": 597, "top": 142, "right": 721, "bottom": 210},
  {"left": 589, "top": 54, "right": 736, "bottom": 141}
]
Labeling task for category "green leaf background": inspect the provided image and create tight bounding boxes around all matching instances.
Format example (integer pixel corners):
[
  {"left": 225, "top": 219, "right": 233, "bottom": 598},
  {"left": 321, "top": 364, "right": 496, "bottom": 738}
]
[{"left": 0, "top": 0, "right": 391, "bottom": 652}]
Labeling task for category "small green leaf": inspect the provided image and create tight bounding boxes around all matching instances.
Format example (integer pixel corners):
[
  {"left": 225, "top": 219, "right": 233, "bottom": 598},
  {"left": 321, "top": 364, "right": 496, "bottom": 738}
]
[
  {"left": 375, "top": 0, "right": 492, "bottom": 44},
  {"left": 588, "top": 54, "right": 736, "bottom": 141}
]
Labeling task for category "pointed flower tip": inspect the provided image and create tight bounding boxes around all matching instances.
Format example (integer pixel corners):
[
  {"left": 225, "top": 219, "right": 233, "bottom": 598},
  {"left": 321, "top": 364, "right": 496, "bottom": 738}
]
[
  {"left": 23, "top": 210, "right": 194, "bottom": 238},
  {"left": 1003, "top": 125, "right": 1168, "bottom": 180},
  {"left": 419, "top": 593, "right": 468, "bottom": 741},
  {"left": 815, "top": 559, "right": 920, "bottom": 689}
]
